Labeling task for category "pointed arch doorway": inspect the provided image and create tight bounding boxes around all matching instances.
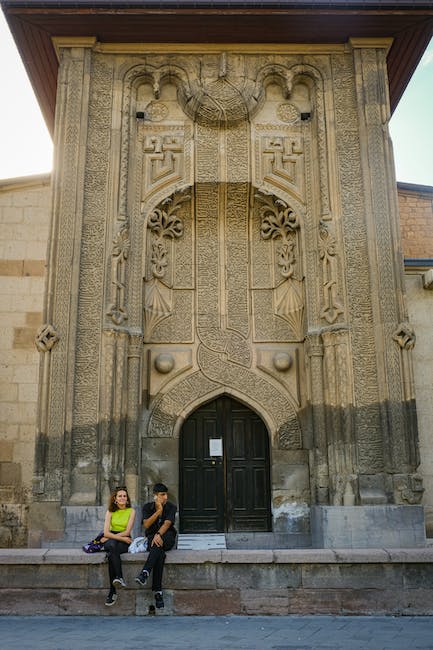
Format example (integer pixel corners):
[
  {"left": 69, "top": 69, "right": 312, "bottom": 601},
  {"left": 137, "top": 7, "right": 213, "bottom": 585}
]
[{"left": 179, "top": 396, "right": 272, "bottom": 533}]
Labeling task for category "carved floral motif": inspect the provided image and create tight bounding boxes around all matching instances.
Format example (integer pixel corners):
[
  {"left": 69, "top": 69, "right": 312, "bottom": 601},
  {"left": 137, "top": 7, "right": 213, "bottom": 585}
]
[
  {"left": 256, "top": 190, "right": 304, "bottom": 339},
  {"left": 144, "top": 191, "right": 190, "bottom": 340}
]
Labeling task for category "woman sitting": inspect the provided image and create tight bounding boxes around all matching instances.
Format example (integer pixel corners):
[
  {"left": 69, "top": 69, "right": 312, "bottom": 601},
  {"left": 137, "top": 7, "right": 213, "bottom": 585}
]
[{"left": 103, "top": 486, "right": 135, "bottom": 606}]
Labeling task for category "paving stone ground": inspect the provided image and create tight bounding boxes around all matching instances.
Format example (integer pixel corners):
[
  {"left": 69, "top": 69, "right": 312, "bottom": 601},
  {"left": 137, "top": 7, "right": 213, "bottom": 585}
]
[{"left": 1, "top": 615, "right": 433, "bottom": 649}]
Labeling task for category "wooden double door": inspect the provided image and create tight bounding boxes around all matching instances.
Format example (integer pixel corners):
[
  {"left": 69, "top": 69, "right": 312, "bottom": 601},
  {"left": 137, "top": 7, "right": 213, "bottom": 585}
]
[{"left": 180, "top": 396, "right": 271, "bottom": 533}]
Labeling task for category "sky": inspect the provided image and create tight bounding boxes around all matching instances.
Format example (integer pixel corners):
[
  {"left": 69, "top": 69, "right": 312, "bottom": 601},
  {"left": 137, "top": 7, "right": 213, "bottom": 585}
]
[{"left": 0, "top": 11, "right": 432, "bottom": 186}]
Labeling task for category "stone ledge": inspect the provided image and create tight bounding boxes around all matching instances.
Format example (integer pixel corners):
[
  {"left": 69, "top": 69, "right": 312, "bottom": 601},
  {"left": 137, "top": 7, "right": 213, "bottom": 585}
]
[
  {"left": 1, "top": 548, "right": 433, "bottom": 615},
  {"left": 2, "top": 547, "right": 433, "bottom": 564}
]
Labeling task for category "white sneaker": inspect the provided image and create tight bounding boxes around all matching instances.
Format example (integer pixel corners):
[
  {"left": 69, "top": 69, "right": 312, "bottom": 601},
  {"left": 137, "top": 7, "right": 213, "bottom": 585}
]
[{"left": 112, "top": 577, "right": 126, "bottom": 588}]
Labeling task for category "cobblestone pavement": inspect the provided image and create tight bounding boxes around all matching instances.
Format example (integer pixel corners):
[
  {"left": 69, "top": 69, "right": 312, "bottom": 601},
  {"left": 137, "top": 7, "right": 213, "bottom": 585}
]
[{"left": 1, "top": 615, "right": 433, "bottom": 649}]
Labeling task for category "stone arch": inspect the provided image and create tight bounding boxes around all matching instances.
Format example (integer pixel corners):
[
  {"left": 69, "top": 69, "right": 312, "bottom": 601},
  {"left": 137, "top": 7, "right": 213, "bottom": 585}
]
[{"left": 147, "top": 367, "right": 302, "bottom": 450}]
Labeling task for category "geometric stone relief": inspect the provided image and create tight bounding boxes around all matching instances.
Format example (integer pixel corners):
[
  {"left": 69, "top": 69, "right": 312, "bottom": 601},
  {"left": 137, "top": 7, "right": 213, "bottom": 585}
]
[
  {"left": 257, "top": 132, "right": 304, "bottom": 200},
  {"left": 142, "top": 132, "right": 185, "bottom": 196},
  {"left": 392, "top": 322, "right": 416, "bottom": 350},
  {"left": 35, "top": 323, "right": 60, "bottom": 352},
  {"left": 143, "top": 190, "right": 190, "bottom": 341}
]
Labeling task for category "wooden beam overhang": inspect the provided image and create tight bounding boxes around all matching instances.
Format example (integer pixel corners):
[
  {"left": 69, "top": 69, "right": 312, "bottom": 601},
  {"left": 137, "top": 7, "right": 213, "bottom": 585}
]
[{"left": 2, "top": 1, "right": 432, "bottom": 134}]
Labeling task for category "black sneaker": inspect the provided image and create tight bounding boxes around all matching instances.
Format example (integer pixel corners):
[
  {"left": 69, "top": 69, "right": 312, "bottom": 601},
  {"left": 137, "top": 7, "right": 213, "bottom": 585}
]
[
  {"left": 154, "top": 591, "right": 164, "bottom": 609},
  {"left": 105, "top": 593, "right": 118, "bottom": 607},
  {"left": 135, "top": 569, "right": 149, "bottom": 586}
]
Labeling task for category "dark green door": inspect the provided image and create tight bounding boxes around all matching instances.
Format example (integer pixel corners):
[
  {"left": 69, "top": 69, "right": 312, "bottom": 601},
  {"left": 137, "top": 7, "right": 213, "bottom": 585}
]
[{"left": 179, "top": 396, "right": 271, "bottom": 533}]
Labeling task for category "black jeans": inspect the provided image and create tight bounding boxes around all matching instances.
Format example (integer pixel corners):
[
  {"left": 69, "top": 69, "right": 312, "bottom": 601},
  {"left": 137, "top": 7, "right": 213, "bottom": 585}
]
[
  {"left": 104, "top": 538, "right": 130, "bottom": 592},
  {"left": 142, "top": 530, "right": 176, "bottom": 592}
]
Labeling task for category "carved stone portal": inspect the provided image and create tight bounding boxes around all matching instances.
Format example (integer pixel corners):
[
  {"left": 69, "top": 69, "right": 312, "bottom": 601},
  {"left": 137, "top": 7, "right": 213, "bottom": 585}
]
[{"left": 33, "top": 45, "right": 422, "bottom": 542}]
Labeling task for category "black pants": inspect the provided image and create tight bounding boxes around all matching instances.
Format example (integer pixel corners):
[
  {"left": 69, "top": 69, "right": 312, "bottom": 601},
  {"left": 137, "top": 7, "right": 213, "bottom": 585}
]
[
  {"left": 104, "top": 538, "right": 130, "bottom": 592},
  {"left": 142, "top": 530, "right": 176, "bottom": 592}
]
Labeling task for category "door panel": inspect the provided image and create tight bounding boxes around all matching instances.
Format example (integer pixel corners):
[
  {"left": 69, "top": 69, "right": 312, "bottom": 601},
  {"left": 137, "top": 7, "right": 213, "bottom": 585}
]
[
  {"left": 180, "top": 402, "right": 225, "bottom": 532},
  {"left": 180, "top": 396, "right": 271, "bottom": 533}
]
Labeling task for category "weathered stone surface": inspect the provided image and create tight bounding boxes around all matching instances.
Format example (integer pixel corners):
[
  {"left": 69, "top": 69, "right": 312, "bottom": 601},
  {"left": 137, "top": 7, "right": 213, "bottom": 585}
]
[
  {"left": 217, "top": 564, "right": 301, "bottom": 589},
  {"left": 311, "top": 505, "right": 426, "bottom": 548},
  {"left": 174, "top": 589, "right": 241, "bottom": 615},
  {"left": 0, "top": 550, "right": 433, "bottom": 615},
  {"left": 165, "top": 563, "right": 216, "bottom": 589},
  {"left": 241, "top": 588, "right": 289, "bottom": 615},
  {"left": 301, "top": 563, "right": 403, "bottom": 590}
]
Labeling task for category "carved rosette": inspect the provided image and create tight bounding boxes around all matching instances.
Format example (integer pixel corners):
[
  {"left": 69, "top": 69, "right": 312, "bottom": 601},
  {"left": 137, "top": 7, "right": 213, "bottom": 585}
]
[
  {"left": 256, "top": 190, "right": 304, "bottom": 340},
  {"left": 144, "top": 190, "right": 189, "bottom": 340}
]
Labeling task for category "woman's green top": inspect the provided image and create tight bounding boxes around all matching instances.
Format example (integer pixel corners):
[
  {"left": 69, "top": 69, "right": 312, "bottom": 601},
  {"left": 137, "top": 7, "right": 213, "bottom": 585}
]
[{"left": 110, "top": 507, "right": 132, "bottom": 532}]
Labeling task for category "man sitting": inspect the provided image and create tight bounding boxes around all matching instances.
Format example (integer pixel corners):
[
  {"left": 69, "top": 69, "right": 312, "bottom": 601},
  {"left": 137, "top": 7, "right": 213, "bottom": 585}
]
[{"left": 135, "top": 482, "right": 177, "bottom": 609}]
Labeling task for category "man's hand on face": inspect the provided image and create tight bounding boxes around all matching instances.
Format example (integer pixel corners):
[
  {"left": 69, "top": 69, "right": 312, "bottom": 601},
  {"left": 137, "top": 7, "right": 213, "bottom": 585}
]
[{"left": 154, "top": 494, "right": 164, "bottom": 514}]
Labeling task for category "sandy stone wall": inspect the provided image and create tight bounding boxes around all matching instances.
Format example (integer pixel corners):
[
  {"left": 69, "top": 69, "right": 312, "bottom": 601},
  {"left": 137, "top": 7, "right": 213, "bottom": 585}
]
[
  {"left": 0, "top": 174, "right": 50, "bottom": 546},
  {"left": 398, "top": 183, "right": 433, "bottom": 259},
  {"left": 405, "top": 272, "right": 433, "bottom": 535}
]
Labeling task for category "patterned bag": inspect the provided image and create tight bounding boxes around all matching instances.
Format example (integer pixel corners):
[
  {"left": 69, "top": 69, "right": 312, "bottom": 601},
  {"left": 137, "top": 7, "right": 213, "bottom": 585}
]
[{"left": 82, "top": 531, "right": 105, "bottom": 553}]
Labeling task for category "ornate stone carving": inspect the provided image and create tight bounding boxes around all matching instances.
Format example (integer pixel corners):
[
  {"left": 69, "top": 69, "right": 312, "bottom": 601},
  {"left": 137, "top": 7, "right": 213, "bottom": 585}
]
[
  {"left": 35, "top": 324, "right": 59, "bottom": 352},
  {"left": 393, "top": 323, "right": 416, "bottom": 350},
  {"left": 256, "top": 190, "right": 304, "bottom": 340},
  {"left": 107, "top": 225, "right": 130, "bottom": 325},
  {"left": 318, "top": 221, "right": 344, "bottom": 324},
  {"left": 261, "top": 135, "right": 303, "bottom": 191},
  {"left": 393, "top": 473, "right": 424, "bottom": 505},
  {"left": 277, "top": 103, "right": 300, "bottom": 124},
  {"left": 144, "top": 190, "right": 190, "bottom": 340},
  {"left": 142, "top": 134, "right": 184, "bottom": 192}
]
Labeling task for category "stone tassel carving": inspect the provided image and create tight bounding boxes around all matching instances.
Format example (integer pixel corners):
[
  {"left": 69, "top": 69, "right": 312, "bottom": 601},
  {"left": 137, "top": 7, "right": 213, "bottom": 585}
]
[
  {"left": 318, "top": 221, "right": 344, "bottom": 324},
  {"left": 107, "top": 225, "right": 130, "bottom": 325},
  {"left": 391, "top": 323, "right": 424, "bottom": 504},
  {"left": 143, "top": 191, "right": 189, "bottom": 340},
  {"left": 257, "top": 190, "right": 304, "bottom": 340}
]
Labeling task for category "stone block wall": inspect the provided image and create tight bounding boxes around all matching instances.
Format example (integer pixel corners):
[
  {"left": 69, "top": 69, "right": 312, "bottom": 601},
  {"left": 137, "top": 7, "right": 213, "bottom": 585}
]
[
  {"left": 1, "top": 548, "right": 433, "bottom": 616},
  {"left": 0, "top": 174, "right": 51, "bottom": 546},
  {"left": 405, "top": 272, "right": 433, "bottom": 536},
  {"left": 398, "top": 182, "right": 433, "bottom": 259}
]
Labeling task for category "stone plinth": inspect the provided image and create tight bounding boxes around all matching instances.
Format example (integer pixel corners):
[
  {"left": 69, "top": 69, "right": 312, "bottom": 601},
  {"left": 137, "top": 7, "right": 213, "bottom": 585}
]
[
  {"left": 2, "top": 547, "right": 433, "bottom": 616},
  {"left": 311, "top": 505, "right": 426, "bottom": 549}
]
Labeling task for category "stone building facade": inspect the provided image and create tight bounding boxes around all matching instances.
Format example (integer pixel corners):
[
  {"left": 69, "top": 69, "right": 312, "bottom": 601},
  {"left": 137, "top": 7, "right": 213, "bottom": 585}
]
[
  {"left": 0, "top": 174, "right": 51, "bottom": 546},
  {"left": 1, "top": 40, "right": 432, "bottom": 546}
]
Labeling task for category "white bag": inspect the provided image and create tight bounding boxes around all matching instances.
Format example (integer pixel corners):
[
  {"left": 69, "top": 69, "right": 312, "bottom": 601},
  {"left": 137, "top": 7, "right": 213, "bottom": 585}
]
[{"left": 128, "top": 536, "right": 148, "bottom": 553}]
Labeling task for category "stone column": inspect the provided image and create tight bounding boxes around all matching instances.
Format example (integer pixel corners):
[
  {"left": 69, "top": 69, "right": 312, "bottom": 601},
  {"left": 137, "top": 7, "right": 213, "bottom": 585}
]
[
  {"left": 350, "top": 38, "right": 421, "bottom": 503},
  {"left": 33, "top": 41, "right": 95, "bottom": 505}
]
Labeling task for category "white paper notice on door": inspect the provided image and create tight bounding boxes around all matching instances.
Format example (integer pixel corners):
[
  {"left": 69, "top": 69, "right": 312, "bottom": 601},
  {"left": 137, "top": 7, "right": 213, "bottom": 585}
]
[{"left": 209, "top": 438, "right": 223, "bottom": 457}]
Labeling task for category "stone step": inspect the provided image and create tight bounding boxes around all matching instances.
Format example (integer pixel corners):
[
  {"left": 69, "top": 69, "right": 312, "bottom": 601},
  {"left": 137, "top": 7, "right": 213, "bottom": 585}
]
[
  {"left": 2, "top": 547, "right": 433, "bottom": 616},
  {"left": 177, "top": 534, "right": 227, "bottom": 550}
]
